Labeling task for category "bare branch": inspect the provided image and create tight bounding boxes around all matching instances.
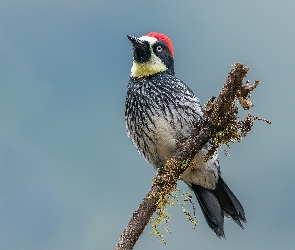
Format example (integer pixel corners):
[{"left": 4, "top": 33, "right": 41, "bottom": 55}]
[{"left": 115, "top": 185, "right": 161, "bottom": 250}]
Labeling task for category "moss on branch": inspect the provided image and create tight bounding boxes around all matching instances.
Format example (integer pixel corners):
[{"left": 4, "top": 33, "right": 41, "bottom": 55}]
[{"left": 115, "top": 63, "right": 270, "bottom": 250}]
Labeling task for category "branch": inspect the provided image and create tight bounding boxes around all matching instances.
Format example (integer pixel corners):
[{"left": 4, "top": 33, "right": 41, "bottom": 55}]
[{"left": 115, "top": 63, "right": 263, "bottom": 250}]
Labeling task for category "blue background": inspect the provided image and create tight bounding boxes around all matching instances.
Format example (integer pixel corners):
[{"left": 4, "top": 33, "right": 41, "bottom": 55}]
[{"left": 0, "top": 1, "right": 294, "bottom": 249}]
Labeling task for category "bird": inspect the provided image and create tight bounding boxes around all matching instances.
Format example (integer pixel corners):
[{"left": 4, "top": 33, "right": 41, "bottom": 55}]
[{"left": 125, "top": 32, "right": 246, "bottom": 238}]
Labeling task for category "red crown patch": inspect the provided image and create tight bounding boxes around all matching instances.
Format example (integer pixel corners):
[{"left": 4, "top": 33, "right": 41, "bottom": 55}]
[{"left": 146, "top": 32, "right": 174, "bottom": 57}]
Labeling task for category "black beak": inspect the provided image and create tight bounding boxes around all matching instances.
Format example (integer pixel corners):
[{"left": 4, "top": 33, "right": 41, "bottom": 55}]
[
  {"left": 127, "top": 35, "right": 146, "bottom": 48},
  {"left": 127, "top": 35, "right": 151, "bottom": 63}
]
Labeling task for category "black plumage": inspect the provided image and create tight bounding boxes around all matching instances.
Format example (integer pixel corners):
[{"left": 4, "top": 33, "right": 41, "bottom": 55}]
[{"left": 125, "top": 33, "right": 246, "bottom": 237}]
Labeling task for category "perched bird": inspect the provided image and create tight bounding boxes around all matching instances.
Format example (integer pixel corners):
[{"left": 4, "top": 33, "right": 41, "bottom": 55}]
[{"left": 125, "top": 32, "right": 246, "bottom": 238}]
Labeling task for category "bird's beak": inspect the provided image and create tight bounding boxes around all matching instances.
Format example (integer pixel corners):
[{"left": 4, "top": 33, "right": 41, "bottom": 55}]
[
  {"left": 127, "top": 35, "right": 148, "bottom": 50},
  {"left": 127, "top": 35, "right": 151, "bottom": 63}
]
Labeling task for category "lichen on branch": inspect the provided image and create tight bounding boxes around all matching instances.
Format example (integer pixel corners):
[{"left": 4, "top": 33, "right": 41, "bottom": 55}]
[
  {"left": 204, "top": 63, "right": 270, "bottom": 157},
  {"left": 147, "top": 63, "right": 270, "bottom": 241},
  {"left": 149, "top": 159, "right": 196, "bottom": 242},
  {"left": 115, "top": 63, "right": 270, "bottom": 250}
]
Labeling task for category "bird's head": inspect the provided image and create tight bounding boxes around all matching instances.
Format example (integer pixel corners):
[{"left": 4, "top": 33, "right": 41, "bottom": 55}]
[{"left": 127, "top": 32, "right": 175, "bottom": 78}]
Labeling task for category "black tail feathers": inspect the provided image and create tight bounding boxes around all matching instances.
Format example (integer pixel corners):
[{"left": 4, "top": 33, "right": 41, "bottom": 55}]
[
  {"left": 192, "top": 176, "right": 246, "bottom": 238},
  {"left": 192, "top": 184, "right": 225, "bottom": 237},
  {"left": 214, "top": 176, "right": 246, "bottom": 227}
]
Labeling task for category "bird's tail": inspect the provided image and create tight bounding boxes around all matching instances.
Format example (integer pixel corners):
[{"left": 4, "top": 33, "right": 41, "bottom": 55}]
[{"left": 192, "top": 176, "right": 246, "bottom": 238}]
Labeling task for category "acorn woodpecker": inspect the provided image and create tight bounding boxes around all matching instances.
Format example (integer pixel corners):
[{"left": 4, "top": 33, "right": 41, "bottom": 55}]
[{"left": 125, "top": 32, "right": 246, "bottom": 238}]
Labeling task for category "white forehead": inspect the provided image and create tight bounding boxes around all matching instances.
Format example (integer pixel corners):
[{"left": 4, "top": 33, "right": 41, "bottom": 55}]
[{"left": 139, "top": 36, "right": 157, "bottom": 45}]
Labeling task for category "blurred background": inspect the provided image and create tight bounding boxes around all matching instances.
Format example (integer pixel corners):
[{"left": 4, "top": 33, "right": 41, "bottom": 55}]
[{"left": 0, "top": 0, "right": 294, "bottom": 249}]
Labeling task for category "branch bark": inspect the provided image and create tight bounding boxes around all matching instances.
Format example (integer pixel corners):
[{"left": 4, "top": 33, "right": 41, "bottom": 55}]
[{"left": 115, "top": 63, "right": 259, "bottom": 250}]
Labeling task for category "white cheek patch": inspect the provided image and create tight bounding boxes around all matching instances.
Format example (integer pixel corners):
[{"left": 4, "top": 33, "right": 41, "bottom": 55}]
[
  {"left": 138, "top": 36, "right": 157, "bottom": 45},
  {"left": 131, "top": 36, "right": 167, "bottom": 77}
]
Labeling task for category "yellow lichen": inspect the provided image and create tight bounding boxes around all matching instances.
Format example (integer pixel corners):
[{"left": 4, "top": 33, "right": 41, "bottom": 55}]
[
  {"left": 150, "top": 159, "right": 198, "bottom": 242},
  {"left": 148, "top": 64, "right": 271, "bottom": 243}
]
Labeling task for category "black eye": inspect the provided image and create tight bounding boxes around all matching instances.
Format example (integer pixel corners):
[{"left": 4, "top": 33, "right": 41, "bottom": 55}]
[{"left": 156, "top": 45, "right": 163, "bottom": 52}]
